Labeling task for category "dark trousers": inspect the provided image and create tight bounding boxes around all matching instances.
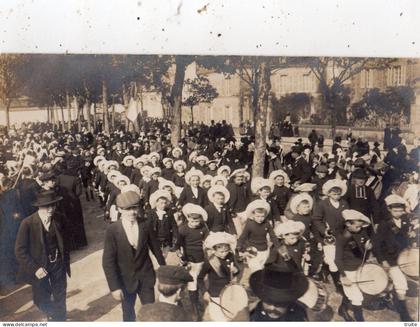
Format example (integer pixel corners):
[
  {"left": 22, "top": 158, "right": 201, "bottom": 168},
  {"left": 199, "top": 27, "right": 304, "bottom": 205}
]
[
  {"left": 122, "top": 281, "right": 155, "bottom": 321},
  {"left": 32, "top": 261, "right": 67, "bottom": 321}
]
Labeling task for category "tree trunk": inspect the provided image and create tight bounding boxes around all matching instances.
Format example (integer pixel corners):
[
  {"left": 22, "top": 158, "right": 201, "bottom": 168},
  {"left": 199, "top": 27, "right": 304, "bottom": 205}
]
[
  {"left": 85, "top": 100, "right": 92, "bottom": 133},
  {"left": 190, "top": 105, "right": 194, "bottom": 123},
  {"left": 66, "top": 92, "right": 71, "bottom": 131},
  {"left": 102, "top": 80, "right": 110, "bottom": 134},
  {"left": 170, "top": 56, "right": 189, "bottom": 146},
  {"left": 111, "top": 97, "right": 115, "bottom": 131},
  {"left": 77, "top": 103, "right": 82, "bottom": 132},
  {"left": 5, "top": 99, "right": 11, "bottom": 131},
  {"left": 47, "top": 106, "right": 51, "bottom": 124},
  {"left": 122, "top": 83, "right": 130, "bottom": 132},
  {"left": 93, "top": 103, "right": 97, "bottom": 133},
  {"left": 161, "top": 89, "right": 170, "bottom": 118},
  {"left": 252, "top": 61, "right": 271, "bottom": 178},
  {"left": 239, "top": 66, "right": 245, "bottom": 125},
  {"left": 60, "top": 106, "right": 65, "bottom": 132}
]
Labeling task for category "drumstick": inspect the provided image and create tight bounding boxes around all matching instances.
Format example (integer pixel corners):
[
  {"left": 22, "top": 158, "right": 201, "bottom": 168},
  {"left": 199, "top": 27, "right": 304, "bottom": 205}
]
[
  {"left": 355, "top": 280, "right": 375, "bottom": 284},
  {"left": 209, "top": 298, "right": 234, "bottom": 316}
]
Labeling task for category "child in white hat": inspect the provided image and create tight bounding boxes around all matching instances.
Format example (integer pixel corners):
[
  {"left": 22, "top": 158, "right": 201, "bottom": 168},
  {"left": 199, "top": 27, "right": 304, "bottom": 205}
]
[
  {"left": 237, "top": 200, "right": 279, "bottom": 273},
  {"left": 199, "top": 232, "right": 239, "bottom": 320},
  {"left": 269, "top": 169, "right": 292, "bottom": 216},
  {"left": 205, "top": 185, "right": 236, "bottom": 234},
  {"left": 266, "top": 220, "right": 309, "bottom": 273},
  {"left": 173, "top": 203, "right": 209, "bottom": 320}
]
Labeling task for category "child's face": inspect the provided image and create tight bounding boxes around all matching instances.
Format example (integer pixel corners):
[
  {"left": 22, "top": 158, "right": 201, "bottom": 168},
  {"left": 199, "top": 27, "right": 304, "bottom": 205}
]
[
  {"left": 208, "top": 163, "right": 216, "bottom": 171},
  {"left": 222, "top": 170, "right": 229, "bottom": 178},
  {"left": 126, "top": 159, "right": 133, "bottom": 167},
  {"left": 214, "top": 244, "right": 230, "bottom": 259},
  {"left": 175, "top": 165, "right": 184, "bottom": 173},
  {"left": 275, "top": 176, "right": 284, "bottom": 186},
  {"left": 203, "top": 181, "right": 211, "bottom": 189},
  {"left": 345, "top": 220, "right": 364, "bottom": 233},
  {"left": 187, "top": 216, "right": 202, "bottom": 228},
  {"left": 258, "top": 187, "right": 271, "bottom": 199},
  {"left": 317, "top": 172, "right": 327, "bottom": 179},
  {"left": 198, "top": 160, "right": 206, "bottom": 166},
  {"left": 297, "top": 202, "right": 311, "bottom": 215},
  {"left": 152, "top": 173, "right": 160, "bottom": 180},
  {"left": 389, "top": 207, "right": 405, "bottom": 219},
  {"left": 252, "top": 211, "right": 266, "bottom": 224},
  {"left": 190, "top": 176, "right": 200, "bottom": 188},
  {"left": 283, "top": 233, "right": 300, "bottom": 245},
  {"left": 213, "top": 193, "right": 225, "bottom": 206},
  {"left": 164, "top": 161, "right": 172, "bottom": 168},
  {"left": 156, "top": 198, "right": 168, "bottom": 210},
  {"left": 328, "top": 161, "right": 336, "bottom": 169},
  {"left": 328, "top": 190, "right": 342, "bottom": 201},
  {"left": 163, "top": 186, "right": 173, "bottom": 194},
  {"left": 215, "top": 180, "right": 224, "bottom": 186},
  {"left": 118, "top": 180, "right": 127, "bottom": 188}
]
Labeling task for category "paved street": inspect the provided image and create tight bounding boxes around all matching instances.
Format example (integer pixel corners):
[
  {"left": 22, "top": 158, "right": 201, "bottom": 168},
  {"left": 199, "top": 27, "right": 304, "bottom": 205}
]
[{"left": 0, "top": 193, "right": 418, "bottom": 322}]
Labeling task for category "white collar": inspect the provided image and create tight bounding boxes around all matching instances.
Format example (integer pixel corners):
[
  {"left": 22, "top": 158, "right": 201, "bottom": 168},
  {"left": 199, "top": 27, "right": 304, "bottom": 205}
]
[{"left": 159, "top": 294, "right": 177, "bottom": 305}]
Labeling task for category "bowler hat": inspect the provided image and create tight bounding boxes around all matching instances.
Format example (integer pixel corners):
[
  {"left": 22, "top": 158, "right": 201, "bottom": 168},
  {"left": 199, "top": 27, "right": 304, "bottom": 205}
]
[
  {"left": 33, "top": 190, "right": 63, "bottom": 207},
  {"left": 250, "top": 266, "right": 309, "bottom": 305},
  {"left": 157, "top": 265, "right": 193, "bottom": 285}
]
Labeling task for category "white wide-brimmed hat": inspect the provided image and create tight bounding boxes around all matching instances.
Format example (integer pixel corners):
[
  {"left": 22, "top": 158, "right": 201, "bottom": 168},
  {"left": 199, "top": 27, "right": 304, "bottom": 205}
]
[
  {"left": 115, "top": 174, "right": 130, "bottom": 187},
  {"left": 245, "top": 199, "right": 271, "bottom": 218},
  {"left": 104, "top": 160, "right": 119, "bottom": 171},
  {"left": 294, "top": 183, "right": 317, "bottom": 193},
  {"left": 140, "top": 165, "right": 153, "bottom": 176},
  {"left": 149, "top": 190, "right": 172, "bottom": 209},
  {"left": 322, "top": 179, "right": 347, "bottom": 196},
  {"left": 149, "top": 152, "right": 160, "bottom": 160},
  {"left": 251, "top": 177, "right": 274, "bottom": 194},
  {"left": 211, "top": 175, "right": 228, "bottom": 187},
  {"left": 133, "top": 157, "right": 145, "bottom": 167},
  {"left": 207, "top": 185, "right": 230, "bottom": 203},
  {"left": 107, "top": 170, "right": 122, "bottom": 182},
  {"left": 290, "top": 193, "right": 314, "bottom": 215},
  {"left": 185, "top": 169, "right": 204, "bottom": 185},
  {"left": 274, "top": 220, "right": 306, "bottom": 238},
  {"left": 342, "top": 209, "right": 371, "bottom": 226},
  {"left": 384, "top": 194, "right": 407, "bottom": 207},
  {"left": 162, "top": 157, "right": 174, "bottom": 166},
  {"left": 149, "top": 167, "right": 162, "bottom": 176},
  {"left": 217, "top": 165, "right": 231, "bottom": 176},
  {"left": 204, "top": 232, "right": 237, "bottom": 252},
  {"left": 121, "top": 184, "right": 141, "bottom": 196},
  {"left": 182, "top": 203, "right": 208, "bottom": 221},
  {"left": 269, "top": 169, "right": 290, "bottom": 185},
  {"left": 200, "top": 174, "right": 213, "bottom": 187},
  {"left": 93, "top": 155, "right": 105, "bottom": 166},
  {"left": 196, "top": 155, "right": 209, "bottom": 164},
  {"left": 122, "top": 155, "right": 136, "bottom": 166},
  {"left": 173, "top": 160, "right": 187, "bottom": 170},
  {"left": 172, "top": 147, "right": 183, "bottom": 157}
]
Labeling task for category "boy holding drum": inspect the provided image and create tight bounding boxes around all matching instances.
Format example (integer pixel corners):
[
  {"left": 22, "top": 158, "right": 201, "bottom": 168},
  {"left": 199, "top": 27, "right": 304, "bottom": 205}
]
[{"left": 372, "top": 194, "right": 414, "bottom": 321}]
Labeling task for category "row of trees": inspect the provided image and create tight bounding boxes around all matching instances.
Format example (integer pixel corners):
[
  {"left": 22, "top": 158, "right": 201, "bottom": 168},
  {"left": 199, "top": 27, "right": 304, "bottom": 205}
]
[{"left": 0, "top": 54, "right": 403, "bottom": 176}]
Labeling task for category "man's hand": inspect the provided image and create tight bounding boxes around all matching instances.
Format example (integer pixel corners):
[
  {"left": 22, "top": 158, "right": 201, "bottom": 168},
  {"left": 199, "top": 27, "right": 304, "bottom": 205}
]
[
  {"left": 35, "top": 268, "right": 48, "bottom": 279},
  {"left": 111, "top": 289, "right": 124, "bottom": 301},
  {"left": 340, "top": 276, "right": 352, "bottom": 287}
]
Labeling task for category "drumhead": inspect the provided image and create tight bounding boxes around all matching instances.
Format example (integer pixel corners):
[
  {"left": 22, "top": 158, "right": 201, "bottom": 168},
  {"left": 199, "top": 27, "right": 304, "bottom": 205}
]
[
  {"left": 397, "top": 248, "right": 419, "bottom": 278},
  {"left": 209, "top": 284, "right": 248, "bottom": 321},
  {"left": 356, "top": 264, "right": 388, "bottom": 295}
]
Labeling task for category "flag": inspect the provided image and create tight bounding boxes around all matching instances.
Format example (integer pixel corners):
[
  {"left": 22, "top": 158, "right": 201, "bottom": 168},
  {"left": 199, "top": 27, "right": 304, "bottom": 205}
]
[{"left": 126, "top": 98, "right": 139, "bottom": 122}]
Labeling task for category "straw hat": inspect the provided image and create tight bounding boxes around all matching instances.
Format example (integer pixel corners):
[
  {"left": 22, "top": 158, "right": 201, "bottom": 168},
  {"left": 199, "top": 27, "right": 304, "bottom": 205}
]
[
  {"left": 149, "top": 190, "right": 172, "bottom": 209},
  {"left": 217, "top": 165, "right": 231, "bottom": 176},
  {"left": 342, "top": 209, "right": 371, "bottom": 226},
  {"left": 93, "top": 155, "right": 105, "bottom": 166},
  {"left": 200, "top": 174, "right": 213, "bottom": 187},
  {"left": 269, "top": 169, "right": 290, "bottom": 185},
  {"left": 122, "top": 155, "right": 136, "bottom": 166},
  {"left": 290, "top": 193, "right": 314, "bottom": 215},
  {"left": 245, "top": 199, "right": 271, "bottom": 218},
  {"left": 274, "top": 220, "right": 306, "bottom": 238},
  {"left": 204, "top": 232, "right": 237, "bottom": 252},
  {"left": 251, "top": 177, "right": 274, "bottom": 194},
  {"left": 173, "top": 160, "right": 187, "bottom": 170},
  {"left": 207, "top": 185, "right": 230, "bottom": 203},
  {"left": 322, "top": 179, "right": 347, "bottom": 196},
  {"left": 211, "top": 175, "right": 228, "bottom": 187},
  {"left": 185, "top": 169, "right": 204, "bottom": 185},
  {"left": 182, "top": 203, "right": 208, "bottom": 221}
]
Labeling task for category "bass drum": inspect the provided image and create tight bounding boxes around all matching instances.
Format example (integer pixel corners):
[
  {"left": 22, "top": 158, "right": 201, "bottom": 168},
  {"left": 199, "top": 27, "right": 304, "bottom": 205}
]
[
  {"left": 208, "top": 284, "right": 249, "bottom": 321},
  {"left": 298, "top": 278, "right": 329, "bottom": 312},
  {"left": 398, "top": 247, "right": 419, "bottom": 279},
  {"left": 356, "top": 263, "right": 388, "bottom": 295}
]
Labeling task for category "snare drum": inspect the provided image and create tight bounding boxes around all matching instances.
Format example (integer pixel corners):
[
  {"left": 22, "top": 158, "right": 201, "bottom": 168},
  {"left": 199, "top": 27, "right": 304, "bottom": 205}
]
[
  {"left": 297, "top": 278, "right": 329, "bottom": 312},
  {"left": 208, "top": 284, "right": 249, "bottom": 321},
  {"left": 398, "top": 247, "right": 419, "bottom": 279},
  {"left": 356, "top": 263, "right": 388, "bottom": 295}
]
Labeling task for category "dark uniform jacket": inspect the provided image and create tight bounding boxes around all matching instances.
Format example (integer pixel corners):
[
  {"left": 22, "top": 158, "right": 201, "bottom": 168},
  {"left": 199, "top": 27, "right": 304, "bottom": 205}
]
[
  {"left": 345, "top": 185, "right": 381, "bottom": 224},
  {"left": 205, "top": 203, "right": 236, "bottom": 234},
  {"left": 266, "top": 240, "right": 307, "bottom": 272},
  {"left": 102, "top": 219, "right": 165, "bottom": 293},
  {"left": 312, "top": 198, "right": 349, "bottom": 242},
  {"left": 178, "top": 185, "right": 207, "bottom": 208},
  {"left": 373, "top": 214, "right": 412, "bottom": 266},
  {"left": 272, "top": 185, "right": 292, "bottom": 215},
  {"left": 227, "top": 182, "right": 250, "bottom": 214},
  {"left": 335, "top": 229, "right": 370, "bottom": 274},
  {"left": 146, "top": 209, "right": 179, "bottom": 246},
  {"left": 137, "top": 302, "right": 191, "bottom": 321},
  {"left": 15, "top": 212, "right": 70, "bottom": 284}
]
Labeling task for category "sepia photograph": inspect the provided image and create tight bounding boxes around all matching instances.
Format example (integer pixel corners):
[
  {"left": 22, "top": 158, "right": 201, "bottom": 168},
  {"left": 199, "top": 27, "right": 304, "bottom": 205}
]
[
  {"left": 0, "top": 54, "right": 418, "bottom": 323},
  {"left": 0, "top": 0, "right": 419, "bottom": 324}
]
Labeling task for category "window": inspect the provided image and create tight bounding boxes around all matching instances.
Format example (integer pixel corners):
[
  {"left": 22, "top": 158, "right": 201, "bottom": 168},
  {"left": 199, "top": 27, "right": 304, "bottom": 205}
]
[
  {"left": 361, "top": 69, "right": 374, "bottom": 89},
  {"left": 387, "top": 66, "right": 405, "bottom": 86}
]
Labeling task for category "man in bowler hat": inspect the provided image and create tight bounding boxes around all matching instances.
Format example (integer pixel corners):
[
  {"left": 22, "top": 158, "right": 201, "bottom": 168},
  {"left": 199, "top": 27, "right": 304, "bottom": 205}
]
[
  {"left": 102, "top": 190, "right": 166, "bottom": 321},
  {"left": 15, "top": 190, "right": 70, "bottom": 321}
]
